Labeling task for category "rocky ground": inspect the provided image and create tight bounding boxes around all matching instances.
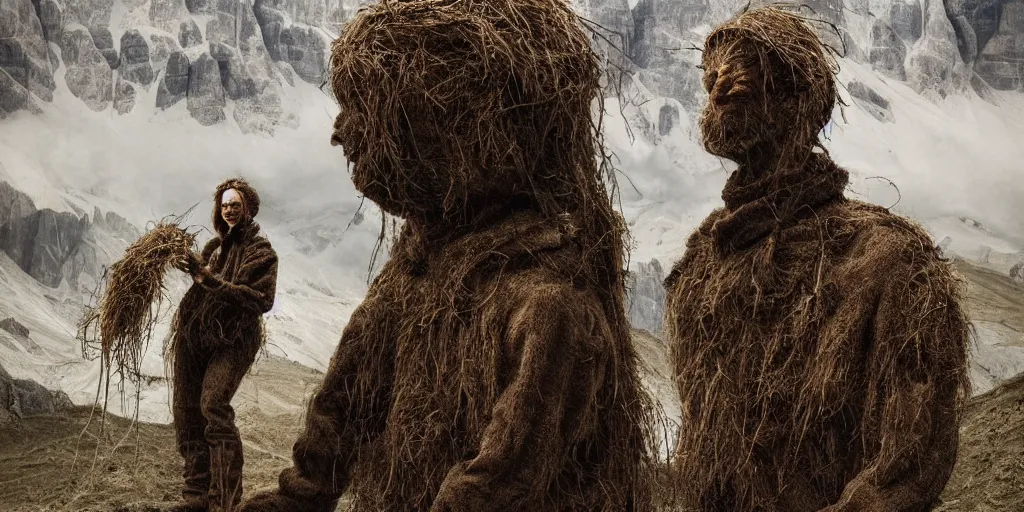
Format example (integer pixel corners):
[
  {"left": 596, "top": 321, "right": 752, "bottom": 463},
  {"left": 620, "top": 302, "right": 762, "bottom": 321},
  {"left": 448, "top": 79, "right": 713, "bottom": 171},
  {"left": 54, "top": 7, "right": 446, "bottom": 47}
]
[
  {"left": 935, "top": 372, "right": 1024, "bottom": 512},
  {"left": 0, "top": 355, "right": 324, "bottom": 512},
  {"left": 955, "top": 259, "right": 1024, "bottom": 394},
  {"left": 2, "top": 348, "right": 1022, "bottom": 511}
]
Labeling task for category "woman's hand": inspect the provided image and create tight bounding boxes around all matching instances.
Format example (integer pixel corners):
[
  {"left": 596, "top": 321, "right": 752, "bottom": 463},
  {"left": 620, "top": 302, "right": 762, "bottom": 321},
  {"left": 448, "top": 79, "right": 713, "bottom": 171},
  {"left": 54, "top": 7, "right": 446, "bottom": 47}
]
[{"left": 173, "top": 252, "right": 202, "bottom": 279}]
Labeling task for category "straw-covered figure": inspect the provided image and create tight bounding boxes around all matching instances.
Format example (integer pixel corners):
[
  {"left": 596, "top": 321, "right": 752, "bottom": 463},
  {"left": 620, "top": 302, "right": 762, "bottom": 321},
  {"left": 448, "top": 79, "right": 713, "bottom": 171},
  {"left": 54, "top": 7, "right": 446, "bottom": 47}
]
[
  {"left": 239, "top": 0, "right": 657, "bottom": 511},
  {"left": 167, "top": 178, "right": 279, "bottom": 512},
  {"left": 664, "top": 6, "right": 971, "bottom": 511}
]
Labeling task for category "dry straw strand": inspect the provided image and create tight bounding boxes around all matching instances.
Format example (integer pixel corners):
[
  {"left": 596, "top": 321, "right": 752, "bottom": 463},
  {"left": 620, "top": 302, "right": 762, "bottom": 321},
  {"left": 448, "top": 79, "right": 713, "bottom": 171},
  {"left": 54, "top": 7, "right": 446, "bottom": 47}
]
[{"left": 78, "top": 213, "right": 198, "bottom": 436}]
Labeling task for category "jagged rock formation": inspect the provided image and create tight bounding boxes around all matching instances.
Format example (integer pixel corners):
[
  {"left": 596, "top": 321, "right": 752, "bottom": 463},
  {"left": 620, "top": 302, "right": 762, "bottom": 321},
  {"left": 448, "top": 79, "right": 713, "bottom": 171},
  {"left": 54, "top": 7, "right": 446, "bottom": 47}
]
[
  {"left": 114, "top": 77, "right": 136, "bottom": 114},
  {"left": 156, "top": 50, "right": 189, "bottom": 109},
  {"left": 1011, "top": 261, "right": 1024, "bottom": 282},
  {"left": 906, "top": 0, "right": 972, "bottom": 97},
  {"left": 0, "top": 318, "right": 30, "bottom": 338},
  {"left": 658, "top": 103, "right": 680, "bottom": 135},
  {"left": 118, "top": 30, "right": 155, "bottom": 87},
  {"left": 0, "top": 0, "right": 57, "bottom": 117},
  {"left": 186, "top": 52, "right": 226, "bottom": 125},
  {"left": 0, "top": 0, "right": 333, "bottom": 131},
  {"left": 0, "top": 361, "right": 72, "bottom": 427},
  {"left": 0, "top": 181, "right": 139, "bottom": 290},
  {"left": 0, "top": 363, "right": 16, "bottom": 426},
  {"left": 627, "top": 258, "right": 666, "bottom": 335},
  {"left": 870, "top": 18, "right": 910, "bottom": 80},
  {"left": 60, "top": 24, "right": 114, "bottom": 111},
  {"left": 626, "top": 0, "right": 711, "bottom": 112},
  {"left": 948, "top": 0, "right": 1024, "bottom": 92},
  {"left": 848, "top": 79, "right": 896, "bottom": 122},
  {"left": 254, "top": 0, "right": 331, "bottom": 84},
  {"left": 1, "top": 0, "right": 1021, "bottom": 126}
]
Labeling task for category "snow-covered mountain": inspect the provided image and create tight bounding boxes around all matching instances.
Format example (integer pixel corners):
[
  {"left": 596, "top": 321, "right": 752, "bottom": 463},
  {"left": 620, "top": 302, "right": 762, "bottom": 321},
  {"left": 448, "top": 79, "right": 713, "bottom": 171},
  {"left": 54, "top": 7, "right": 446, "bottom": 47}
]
[{"left": 0, "top": 0, "right": 1022, "bottom": 423}]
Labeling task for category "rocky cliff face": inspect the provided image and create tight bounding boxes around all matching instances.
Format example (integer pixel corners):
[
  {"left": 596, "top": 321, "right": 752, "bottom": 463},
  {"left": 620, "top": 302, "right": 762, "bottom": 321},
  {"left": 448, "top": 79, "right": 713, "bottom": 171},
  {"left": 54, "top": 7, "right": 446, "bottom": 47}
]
[
  {"left": 0, "top": 0, "right": 345, "bottom": 131},
  {"left": 627, "top": 258, "right": 666, "bottom": 335},
  {"left": 581, "top": 0, "right": 1022, "bottom": 111},
  {"left": 2, "top": 0, "right": 1021, "bottom": 124},
  {"left": 0, "top": 181, "right": 138, "bottom": 291},
  {"left": 948, "top": 0, "right": 1024, "bottom": 91},
  {"left": 0, "top": 360, "right": 72, "bottom": 427}
]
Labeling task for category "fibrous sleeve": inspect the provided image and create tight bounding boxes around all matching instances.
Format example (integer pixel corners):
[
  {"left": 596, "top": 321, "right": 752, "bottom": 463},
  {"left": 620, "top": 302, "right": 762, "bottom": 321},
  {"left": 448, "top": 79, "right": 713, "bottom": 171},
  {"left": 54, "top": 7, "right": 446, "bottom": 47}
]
[
  {"left": 276, "top": 293, "right": 397, "bottom": 505},
  {"left": 823, "top": 255, "right": 970, "bottom": 511},
  {"left": 199, "top": 238, "right": 278, "bottom": 314},
  {"left": 430, "top": 285, "right": 603, "bottom": 512}
]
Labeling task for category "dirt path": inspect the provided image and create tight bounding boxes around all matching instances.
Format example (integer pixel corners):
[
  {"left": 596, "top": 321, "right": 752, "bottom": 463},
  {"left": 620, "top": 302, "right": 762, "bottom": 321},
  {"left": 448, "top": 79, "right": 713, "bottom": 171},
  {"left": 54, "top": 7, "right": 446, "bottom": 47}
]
[{"left": 0, "top": 356, "right": 321, "bottom": 512}]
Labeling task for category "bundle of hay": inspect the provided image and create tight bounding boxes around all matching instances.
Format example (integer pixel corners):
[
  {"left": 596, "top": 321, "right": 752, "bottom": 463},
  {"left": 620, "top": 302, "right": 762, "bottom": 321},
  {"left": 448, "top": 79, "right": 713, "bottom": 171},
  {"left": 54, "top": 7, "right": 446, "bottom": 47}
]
[{"left": 80, "top": 221, "right": 197, "bottom": 386}]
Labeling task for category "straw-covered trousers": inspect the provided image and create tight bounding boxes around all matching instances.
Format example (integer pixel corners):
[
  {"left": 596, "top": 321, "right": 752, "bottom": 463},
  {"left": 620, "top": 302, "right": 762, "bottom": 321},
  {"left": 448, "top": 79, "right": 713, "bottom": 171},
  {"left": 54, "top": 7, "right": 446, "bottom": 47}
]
[{"left": 172, "top": 339, "right": 259, "bottom": 511}]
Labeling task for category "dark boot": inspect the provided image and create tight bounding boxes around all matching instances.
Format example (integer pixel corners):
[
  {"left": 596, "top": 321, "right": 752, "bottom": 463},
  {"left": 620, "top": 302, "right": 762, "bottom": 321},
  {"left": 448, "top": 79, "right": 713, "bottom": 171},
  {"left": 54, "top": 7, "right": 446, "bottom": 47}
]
[
  {"left": 173, "top": 338, "right": 212, "bottom": 510},
  {"left": 180, "top": 439, "right": 211, "bottom": 508},
  {"left": 209, "top": 440, "right": 245, "bottom": 512}
]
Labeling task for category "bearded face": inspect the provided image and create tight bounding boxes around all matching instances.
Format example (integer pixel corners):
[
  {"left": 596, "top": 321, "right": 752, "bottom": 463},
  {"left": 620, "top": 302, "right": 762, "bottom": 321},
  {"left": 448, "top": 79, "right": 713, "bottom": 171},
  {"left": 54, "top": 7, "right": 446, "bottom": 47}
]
[
  {"left": 331, "top": 95, "right": 522, "bottom": 221},
  {"left": 698, "top": 40, "right": 777, "bottom": 162}
]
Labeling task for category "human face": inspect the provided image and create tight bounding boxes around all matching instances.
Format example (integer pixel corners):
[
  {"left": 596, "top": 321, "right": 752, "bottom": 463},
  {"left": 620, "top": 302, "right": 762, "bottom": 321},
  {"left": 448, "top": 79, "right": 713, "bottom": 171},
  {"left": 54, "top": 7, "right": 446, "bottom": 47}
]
[
  {"left": 698, "top": 39, "right": 771, "bottom": 162},
  {"left": 221, "top": 188, "right": 245, "bottom": 227}
]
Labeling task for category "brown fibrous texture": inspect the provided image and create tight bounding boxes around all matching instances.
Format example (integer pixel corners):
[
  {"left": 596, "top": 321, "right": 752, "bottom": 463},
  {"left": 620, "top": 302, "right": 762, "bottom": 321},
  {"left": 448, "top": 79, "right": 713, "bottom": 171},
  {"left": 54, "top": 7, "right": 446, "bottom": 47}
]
[
  {"left": 329, "top": 0, "right": 616, "bottom": 225},
  {"left": 80, "top": 222, "right": 197, "bottom": 385},
  {"left": 698, "top": 6, "right": 840, "bottom": 168},
  {"left": 664, "top": 184, "right": 972, "bottom": 509},
  {"left": 314, "top": 0, "right": 666, "bottom": 509}
]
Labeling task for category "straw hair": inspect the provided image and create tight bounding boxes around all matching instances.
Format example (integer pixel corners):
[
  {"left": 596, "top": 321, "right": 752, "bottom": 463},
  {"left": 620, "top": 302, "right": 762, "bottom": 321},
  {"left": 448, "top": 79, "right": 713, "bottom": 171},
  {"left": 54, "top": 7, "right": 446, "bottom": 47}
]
[{"left": 698, "top": 6, "right": 839, "bottom": 168}]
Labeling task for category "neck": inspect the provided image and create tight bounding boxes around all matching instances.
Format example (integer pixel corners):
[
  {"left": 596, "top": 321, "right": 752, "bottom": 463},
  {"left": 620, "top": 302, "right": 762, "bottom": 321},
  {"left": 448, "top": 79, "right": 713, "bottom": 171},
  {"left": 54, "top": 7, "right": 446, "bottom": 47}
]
[
  {"left": 407, "top": 196, "right": 534, "bottom": 244},
  {"left": 723, "top": 142, "right": 834, "bottom": 210},
  {"left": 731, "top": 141, "right": 783, "bottom": 178},
  {"left": 224, "top": 217, "right": 252, "bottom": 236},
  {"left": 711, "top": 151, "right": 848, "bottom": 253}
]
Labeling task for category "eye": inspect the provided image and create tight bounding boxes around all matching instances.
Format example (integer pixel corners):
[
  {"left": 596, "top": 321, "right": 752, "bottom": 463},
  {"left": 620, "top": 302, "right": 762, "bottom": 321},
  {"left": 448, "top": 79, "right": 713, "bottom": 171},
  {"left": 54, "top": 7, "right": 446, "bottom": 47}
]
[{"left": 702, "top": 68, "right": 719, "bottom": 94}]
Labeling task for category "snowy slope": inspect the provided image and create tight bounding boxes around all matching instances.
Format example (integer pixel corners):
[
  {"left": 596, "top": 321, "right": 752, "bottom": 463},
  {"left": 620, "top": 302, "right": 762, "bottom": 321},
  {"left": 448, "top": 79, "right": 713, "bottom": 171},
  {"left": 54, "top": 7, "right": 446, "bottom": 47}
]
[{"left": 0, "top": 63, "right": 383, "bottom": 422}]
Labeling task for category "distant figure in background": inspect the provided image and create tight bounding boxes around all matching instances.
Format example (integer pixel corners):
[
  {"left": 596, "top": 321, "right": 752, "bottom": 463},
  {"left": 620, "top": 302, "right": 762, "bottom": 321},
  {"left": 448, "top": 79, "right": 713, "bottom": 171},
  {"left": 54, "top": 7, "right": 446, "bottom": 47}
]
[
  {"left": 238, "top": 0, "right": 657, "bottom": 511},
  {"left": 168, "top": 178, "right": 278, "bottom": 512},
  {"left": 663, "top": 7, "right": 971, "bottom": 511}
]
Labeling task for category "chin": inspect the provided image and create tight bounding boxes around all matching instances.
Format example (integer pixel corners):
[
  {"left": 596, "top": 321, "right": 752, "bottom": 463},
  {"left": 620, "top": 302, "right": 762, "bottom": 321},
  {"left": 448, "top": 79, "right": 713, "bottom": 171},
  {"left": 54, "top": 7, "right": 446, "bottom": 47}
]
[
  {"left": 701, "top": 126, "right": 756, "bottom": 163},
  {"left": 701, "top": 135, "right": 749, "bottom": 162}
]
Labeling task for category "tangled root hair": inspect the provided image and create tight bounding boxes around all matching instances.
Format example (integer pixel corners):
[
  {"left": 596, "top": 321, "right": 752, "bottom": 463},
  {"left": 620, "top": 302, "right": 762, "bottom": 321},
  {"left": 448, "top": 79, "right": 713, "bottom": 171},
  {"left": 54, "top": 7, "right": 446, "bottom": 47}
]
[{"left": 699, "top": 6, "right": 840, "bottom": 166}]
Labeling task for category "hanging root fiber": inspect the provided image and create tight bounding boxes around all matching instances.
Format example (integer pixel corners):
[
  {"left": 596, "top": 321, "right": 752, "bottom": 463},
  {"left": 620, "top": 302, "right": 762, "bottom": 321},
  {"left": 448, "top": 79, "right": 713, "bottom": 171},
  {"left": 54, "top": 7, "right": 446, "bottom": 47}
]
[{"left": 79, "top": 218, "right": 198, "bottom": 429}]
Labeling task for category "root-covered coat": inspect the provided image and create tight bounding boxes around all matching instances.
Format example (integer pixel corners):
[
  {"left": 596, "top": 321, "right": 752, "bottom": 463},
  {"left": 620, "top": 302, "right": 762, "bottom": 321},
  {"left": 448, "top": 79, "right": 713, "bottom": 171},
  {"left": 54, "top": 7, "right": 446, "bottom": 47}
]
[
  {"left": 244, "top": 211, "right": 652, "bottom": 512},
  {"left": 241, "top": 1, "right": 655, "bottom": 509},
  {"left": 664, "top": 154, "right": 970, "bottom": 511},
  {"left": 170, "top": 178, "right": 279, "bottom": 511}
]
